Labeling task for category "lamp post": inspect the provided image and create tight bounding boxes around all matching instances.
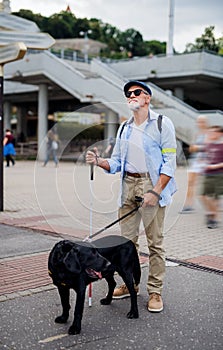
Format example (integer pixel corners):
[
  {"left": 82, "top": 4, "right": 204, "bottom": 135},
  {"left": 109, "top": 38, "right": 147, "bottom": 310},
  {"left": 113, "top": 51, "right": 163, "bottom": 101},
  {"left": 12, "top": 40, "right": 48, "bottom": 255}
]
[
  {"left": 0, "top": 43, "right": 27, "bottom": 211},
  {"left": 79, "top": 30, "right": 92, "bottom": 63},
  {"left": 167, "top": 0, "right": 175, "bottom": 56}
]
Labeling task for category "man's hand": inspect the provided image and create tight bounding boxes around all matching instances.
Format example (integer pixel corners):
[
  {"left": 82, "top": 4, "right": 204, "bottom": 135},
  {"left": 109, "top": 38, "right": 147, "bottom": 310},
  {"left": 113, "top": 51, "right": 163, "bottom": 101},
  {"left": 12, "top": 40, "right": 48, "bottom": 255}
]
[
  {"left": 142, "top": 191, "right": 160, "bottom": 207},
  {"left": 85, "top": 147, "right": 99, "bottom": 165},
  {"left": 142, "top": 174, "right": 171, "bottom": 207}
]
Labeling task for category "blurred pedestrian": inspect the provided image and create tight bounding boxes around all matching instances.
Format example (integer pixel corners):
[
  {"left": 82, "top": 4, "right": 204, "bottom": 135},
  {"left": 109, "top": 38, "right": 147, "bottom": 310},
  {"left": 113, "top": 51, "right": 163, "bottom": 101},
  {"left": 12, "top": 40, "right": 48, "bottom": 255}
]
[
  {"left": 43, "top": 130, "right": 59, "bottom": 167},
  {"left": 200, "top": 125, "right": 223, "bottom": 229},
  {"left": 180, "top": 115, "right": 209, "bottom": 213},
  {"left": 86, "top": 80, "right": 177, "bottom": 313},
  {"left": 3, "top": 129, "right": 16, "bottom": 167},
  {"left": 103, "top": 137, "right": 115, "bottom": 158}
]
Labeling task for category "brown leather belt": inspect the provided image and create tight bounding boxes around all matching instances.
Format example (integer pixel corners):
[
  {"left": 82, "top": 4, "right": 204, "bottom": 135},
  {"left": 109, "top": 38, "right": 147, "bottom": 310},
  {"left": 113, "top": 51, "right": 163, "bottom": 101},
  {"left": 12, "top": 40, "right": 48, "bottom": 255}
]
[{"left": 125, "top": 171, "right": 150, "bottom": 178}]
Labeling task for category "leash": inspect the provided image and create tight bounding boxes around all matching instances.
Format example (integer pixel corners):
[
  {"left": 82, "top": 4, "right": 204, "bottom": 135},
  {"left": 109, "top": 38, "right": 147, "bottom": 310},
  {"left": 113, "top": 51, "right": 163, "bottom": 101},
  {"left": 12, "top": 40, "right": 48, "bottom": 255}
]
[{"left": 83, "top": 196, "right": 144, "bottom": 242}]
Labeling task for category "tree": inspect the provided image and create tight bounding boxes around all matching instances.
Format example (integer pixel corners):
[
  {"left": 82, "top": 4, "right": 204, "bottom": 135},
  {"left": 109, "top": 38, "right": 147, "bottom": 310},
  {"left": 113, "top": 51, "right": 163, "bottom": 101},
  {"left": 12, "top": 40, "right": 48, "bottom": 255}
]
[
  {"left": 118, "top": 29, "right": 147, "bottom": 57},
  {"left": 217, "top": 36, "right": 223, "bottom": 55},
  {"left": 47, "top": 12, "right": 78, "bottom": 38},
  {"left": 185, "top": 26, "right": 219, "bottom": 53},
  {"left": 12, "top": 9, "right": 46, "bottom": 30},
  {"left": 16, "top": 9, "right": 211, "bottom": 58},
  {"left": 144, "top": 40, "right": 166, "bottom": 55},
  {"left": 99, "top": 23, "right": 121, "bottom": 51}
]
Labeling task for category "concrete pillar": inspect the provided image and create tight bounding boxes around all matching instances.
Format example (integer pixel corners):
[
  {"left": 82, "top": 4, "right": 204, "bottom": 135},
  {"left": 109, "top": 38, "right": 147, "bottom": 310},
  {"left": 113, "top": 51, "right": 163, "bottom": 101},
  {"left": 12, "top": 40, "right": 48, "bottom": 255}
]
[
  {"left": 38, "top": 84, "right": 48, "bottom": 161},
  {"left": 20, "top": 107, "right": 27, "bottom": 140},
  {"left": 16, "top": 107, "right": 22, "bottom": 136},
  {"left": 174, "top": 87, "right": 184, "bottom": 101},
  {"left": 104, "top": 110, "right": 119, "bottom": 140},
  {"left": 3, "top": 100, "right": 11, "bottom": 130},
  {"left": 73, "top": 51, "right": 77, "bottom": 61},
  {"left": 14, "top": 106, "right": 26, "bottom": 142}
]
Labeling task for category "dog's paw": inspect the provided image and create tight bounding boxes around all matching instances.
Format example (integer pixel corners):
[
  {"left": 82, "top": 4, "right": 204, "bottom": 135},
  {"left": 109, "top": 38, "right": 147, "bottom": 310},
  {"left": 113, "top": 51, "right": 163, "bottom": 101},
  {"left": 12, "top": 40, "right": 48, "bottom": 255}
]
[
  {"left": 55, "top": 314, "right": 69, "bottom": 324},
  {"left": 68, "top": 325, "right": 81, "bottom": 335},
  {"left": 127, "top": 310, "right": 139, "bottom": 319},
  {"left": 100, "top": 297, "right": 112, "bottom": 305}
]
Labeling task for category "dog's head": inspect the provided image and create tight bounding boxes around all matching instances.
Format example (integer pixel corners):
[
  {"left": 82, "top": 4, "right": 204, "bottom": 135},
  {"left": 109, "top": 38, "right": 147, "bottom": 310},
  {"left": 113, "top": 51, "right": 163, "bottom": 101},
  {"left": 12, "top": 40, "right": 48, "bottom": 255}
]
[
  {"left": 63, "top": 242, "right": 112, "bottom": 280},
  {"left": 48, "top": 240, "right": 81, "bottom": 285}
]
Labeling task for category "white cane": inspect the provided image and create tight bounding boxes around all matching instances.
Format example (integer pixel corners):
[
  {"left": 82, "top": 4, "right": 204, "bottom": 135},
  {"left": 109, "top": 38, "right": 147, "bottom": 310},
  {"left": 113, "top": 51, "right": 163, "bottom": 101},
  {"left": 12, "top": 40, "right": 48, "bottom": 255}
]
[{"left": 88, "top": 160, "right": 94, "bottom": 306}]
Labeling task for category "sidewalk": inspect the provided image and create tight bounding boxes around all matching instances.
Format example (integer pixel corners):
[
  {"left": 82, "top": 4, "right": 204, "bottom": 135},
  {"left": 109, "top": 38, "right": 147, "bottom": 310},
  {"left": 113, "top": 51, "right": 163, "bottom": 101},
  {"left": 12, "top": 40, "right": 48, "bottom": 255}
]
[
  {"left": 0, "top": 248, "right": 222, "bottom": 350},
  {"left": 0, "top": 161, "right": 222, "bottom": 349},
  {"left": 1, "top": 161, "right": 223, "bottom": 270}
]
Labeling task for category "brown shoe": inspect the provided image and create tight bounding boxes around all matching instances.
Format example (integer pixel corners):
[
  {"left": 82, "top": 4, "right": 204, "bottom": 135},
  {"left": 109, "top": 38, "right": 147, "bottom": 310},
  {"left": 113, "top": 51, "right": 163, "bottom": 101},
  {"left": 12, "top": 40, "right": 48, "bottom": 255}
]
[
  {"left": 112, "top": 284, "right": 139, "bottom": 299},
  {"left": 147, "top": 293, "right": 163, "bottom": 312}
]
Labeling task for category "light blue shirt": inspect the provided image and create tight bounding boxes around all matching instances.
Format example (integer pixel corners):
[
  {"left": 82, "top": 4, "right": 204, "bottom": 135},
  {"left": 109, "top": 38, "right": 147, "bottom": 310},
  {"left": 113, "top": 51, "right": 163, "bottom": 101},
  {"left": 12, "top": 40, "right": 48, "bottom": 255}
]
[{"left": 107, "top": 109, "right": 177, "bottom": 207}]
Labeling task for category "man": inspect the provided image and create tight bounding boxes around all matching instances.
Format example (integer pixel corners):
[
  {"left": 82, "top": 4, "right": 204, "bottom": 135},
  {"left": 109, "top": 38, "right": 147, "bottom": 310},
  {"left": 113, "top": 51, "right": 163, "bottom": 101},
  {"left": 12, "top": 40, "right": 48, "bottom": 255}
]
[
  {"left": 180, "top": 115, "right": 208, "bottom": 213},
  {"left": 86, "top": 81, "right": 177, "bottom": 312},
  {"left": 43, "top": 130, "right": 59, "bottom": 167},
  {"left": 200, "top": 125, "right": 223, "bottom": 229}
]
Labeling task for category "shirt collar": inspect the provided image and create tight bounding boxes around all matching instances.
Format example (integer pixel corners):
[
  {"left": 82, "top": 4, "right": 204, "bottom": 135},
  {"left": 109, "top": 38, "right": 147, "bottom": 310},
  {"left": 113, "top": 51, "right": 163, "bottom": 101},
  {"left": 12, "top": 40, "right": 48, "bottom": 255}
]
[{"left": 126, "top": 109, "right": 151, "bottom": 125}]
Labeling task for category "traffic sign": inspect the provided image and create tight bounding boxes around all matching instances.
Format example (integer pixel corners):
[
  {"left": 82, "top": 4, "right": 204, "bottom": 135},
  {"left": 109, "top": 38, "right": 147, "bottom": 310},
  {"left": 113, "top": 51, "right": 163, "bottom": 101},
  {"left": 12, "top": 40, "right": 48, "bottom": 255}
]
[
  {"left": 0, "top": 31, "right": 55, "bottom": 50},
  {"left": 0, "top": 42, "right": 27, "bottom": 65}
]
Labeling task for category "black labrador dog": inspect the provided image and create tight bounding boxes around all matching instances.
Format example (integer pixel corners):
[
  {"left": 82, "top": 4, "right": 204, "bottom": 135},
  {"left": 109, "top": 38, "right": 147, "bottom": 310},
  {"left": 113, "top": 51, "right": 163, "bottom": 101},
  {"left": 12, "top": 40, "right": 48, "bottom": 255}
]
[{"left": 48, "top": 235, "right": 141, "bottom": 335}]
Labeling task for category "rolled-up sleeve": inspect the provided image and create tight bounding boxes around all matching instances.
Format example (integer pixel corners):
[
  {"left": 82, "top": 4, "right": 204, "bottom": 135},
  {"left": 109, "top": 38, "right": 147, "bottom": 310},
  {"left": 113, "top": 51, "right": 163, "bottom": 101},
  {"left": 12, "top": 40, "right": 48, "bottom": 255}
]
[
  {"left": 106, "top": 126, "right": 123, "bottom": 174},
  {"left": 160, "top": 117, "right": 177, "bottom": 177}
]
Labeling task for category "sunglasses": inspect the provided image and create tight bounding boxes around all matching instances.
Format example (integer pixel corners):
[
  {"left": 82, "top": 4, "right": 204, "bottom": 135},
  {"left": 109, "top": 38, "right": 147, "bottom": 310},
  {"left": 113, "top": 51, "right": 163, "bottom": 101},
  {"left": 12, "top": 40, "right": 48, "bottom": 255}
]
[{"left": 125, "top": 89, "right": 149, "bottom": 98}]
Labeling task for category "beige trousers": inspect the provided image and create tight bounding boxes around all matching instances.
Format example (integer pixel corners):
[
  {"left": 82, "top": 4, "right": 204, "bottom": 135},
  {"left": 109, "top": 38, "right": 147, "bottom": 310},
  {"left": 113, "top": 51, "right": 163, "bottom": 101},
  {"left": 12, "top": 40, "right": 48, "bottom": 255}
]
[{"left": 118, "top": 175, "right": 166, "bottom": 295}]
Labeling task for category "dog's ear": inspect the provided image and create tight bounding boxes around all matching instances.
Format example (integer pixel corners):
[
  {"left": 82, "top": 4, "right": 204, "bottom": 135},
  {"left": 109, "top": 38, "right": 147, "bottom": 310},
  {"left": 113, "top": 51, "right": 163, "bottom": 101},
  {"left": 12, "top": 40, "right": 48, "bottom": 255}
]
[{"left": 63, "top": 246, "right": 81, "bottom": 274}]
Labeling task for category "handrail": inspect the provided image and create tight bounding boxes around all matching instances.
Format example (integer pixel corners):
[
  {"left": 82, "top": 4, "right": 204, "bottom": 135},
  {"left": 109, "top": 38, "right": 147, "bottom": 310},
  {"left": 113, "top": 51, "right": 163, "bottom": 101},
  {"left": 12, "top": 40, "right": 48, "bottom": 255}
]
[{"left": 4, "top": 50, "right": 223, "bottom": 147}]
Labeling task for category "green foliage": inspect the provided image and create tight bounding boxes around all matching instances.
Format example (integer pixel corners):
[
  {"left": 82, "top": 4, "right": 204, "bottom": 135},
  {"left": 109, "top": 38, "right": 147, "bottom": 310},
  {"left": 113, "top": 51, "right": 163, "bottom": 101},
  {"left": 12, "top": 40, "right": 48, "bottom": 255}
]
[
  {"left": 185, "top": 26, "right": 220, "bottom": 53},
  {"left": 118, "top": 28, "right": 147, "bottom": 56},
  {"left": 12, "top": 9, "right": 166, "bottom": 58},
  {"left": 46, "top": 13, "right": 73, "bottom": 38},
  {"left": 13, "top": 9, "right": 46, "bottom": 29},
  {"left": 12, "top": 10, "right": 221, "bottom": 58},
  {"left": 144, "top": 40, "right": 166, "bottom": 55},
  {"left": 217, "top": 36, "right": 223, "bottom": 55}
]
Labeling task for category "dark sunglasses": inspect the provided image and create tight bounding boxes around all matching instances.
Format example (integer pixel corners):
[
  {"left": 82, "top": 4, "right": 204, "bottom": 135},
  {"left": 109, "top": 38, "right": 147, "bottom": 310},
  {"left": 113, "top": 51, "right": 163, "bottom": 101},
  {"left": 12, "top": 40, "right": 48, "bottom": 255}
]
[{"left": 125, "top": 88, "right": 149, "bottom": 98}]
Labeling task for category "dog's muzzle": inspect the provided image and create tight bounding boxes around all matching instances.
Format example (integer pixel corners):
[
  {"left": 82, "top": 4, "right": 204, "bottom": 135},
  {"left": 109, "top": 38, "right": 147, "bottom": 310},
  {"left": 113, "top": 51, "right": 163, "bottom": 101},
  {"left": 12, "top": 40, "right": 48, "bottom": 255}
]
[{"left": 85, "top": 268, "right": 103, "bottom": 279}]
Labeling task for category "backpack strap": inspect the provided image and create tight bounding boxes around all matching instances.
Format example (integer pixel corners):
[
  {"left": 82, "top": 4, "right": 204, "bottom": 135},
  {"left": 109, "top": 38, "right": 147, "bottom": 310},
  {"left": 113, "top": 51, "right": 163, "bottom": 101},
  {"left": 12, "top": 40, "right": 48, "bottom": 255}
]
[
  {"left": 119, "top": 115, "right": 163, "bottom": 139},
  {"left": 119, "top": 121, "right": 128, "bottom": 138},
  {"left": 157, "top": 114, "right": 163, "bottom": 133}
]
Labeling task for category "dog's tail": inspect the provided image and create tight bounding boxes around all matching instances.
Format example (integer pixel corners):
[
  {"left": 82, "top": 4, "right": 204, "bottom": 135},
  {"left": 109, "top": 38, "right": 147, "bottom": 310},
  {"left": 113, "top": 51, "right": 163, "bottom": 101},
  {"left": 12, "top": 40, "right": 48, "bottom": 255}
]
[{"left": 133, "top": 248, "right": 141, "bottom": 286}]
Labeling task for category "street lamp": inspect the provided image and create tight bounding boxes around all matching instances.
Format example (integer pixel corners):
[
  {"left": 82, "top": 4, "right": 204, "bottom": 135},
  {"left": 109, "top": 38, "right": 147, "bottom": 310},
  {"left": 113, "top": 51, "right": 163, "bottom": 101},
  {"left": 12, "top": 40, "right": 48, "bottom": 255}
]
[
  {"left": 79, "top": 30, "right": 92, "bottom": 63},
  {"left": 167, "top": 0, "right": 175, "bottom": 56}
]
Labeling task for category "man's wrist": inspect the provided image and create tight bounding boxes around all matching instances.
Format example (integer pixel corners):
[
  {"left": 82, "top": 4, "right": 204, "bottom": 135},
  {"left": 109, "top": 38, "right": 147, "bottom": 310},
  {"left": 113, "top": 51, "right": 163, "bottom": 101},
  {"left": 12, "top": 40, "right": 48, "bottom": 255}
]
[
  {"left": 94, "top": 156, "right": 110, "bottom": 171},
  {"left": 147, "top": 189, "right": 161, "bottom": 200}
]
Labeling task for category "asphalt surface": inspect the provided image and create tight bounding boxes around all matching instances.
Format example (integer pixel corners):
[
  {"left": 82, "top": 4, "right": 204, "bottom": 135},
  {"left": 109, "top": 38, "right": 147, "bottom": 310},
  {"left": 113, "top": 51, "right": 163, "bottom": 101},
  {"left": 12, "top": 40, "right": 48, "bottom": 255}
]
[
  {"left": 0, "top": 223, "right": 223, "bottom": 350},
  {"left": 0, "top": 161, "right": 223, "bottom": 349}
]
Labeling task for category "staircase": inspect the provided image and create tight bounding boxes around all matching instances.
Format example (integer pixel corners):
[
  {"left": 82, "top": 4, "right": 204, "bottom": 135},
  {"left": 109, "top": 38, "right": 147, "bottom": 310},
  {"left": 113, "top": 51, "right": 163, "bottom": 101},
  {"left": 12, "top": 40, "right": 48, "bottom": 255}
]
[{"left": 4, "top": 51, "right": 223, "bottom": 145}]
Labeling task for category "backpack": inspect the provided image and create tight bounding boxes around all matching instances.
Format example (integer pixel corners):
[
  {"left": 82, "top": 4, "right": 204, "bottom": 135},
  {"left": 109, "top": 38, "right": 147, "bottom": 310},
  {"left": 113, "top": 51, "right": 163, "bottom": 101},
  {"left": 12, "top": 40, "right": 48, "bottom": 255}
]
[{"left": 119, "top": 114, "right": 163, "bottom": 138}]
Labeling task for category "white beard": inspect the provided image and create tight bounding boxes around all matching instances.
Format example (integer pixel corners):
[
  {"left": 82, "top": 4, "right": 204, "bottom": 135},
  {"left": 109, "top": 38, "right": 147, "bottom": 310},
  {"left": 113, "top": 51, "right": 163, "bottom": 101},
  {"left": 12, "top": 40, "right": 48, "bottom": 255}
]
[{"left": 128, "top": 101, "right": 140, "bottom": 111}]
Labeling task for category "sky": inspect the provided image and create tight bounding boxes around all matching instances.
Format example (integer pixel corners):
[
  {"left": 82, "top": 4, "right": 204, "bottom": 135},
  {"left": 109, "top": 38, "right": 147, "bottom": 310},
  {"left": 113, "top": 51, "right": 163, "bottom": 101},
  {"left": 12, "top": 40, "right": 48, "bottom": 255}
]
[{"left": 10, "top": 0, "right": 223, "bottom": 53}]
